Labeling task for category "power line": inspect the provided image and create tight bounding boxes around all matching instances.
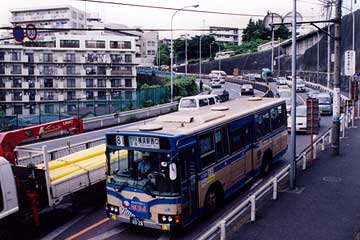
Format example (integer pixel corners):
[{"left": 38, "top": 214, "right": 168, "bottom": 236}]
[
  {"left": 0, "top": 27, "right": 246, "bottom": 32},
  {"left": 72, "top": 0, "right": 265, "bottom": 17}
]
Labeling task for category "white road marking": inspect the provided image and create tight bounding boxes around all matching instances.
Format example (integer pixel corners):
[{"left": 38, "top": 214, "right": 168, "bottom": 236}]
[{"left": 87, "top": 225, "right": 129, "bottom": 240}]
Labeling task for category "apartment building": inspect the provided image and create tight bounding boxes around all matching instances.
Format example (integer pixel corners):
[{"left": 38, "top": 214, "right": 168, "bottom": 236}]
[
  {"left": 10, "top": 5, "right": 87, "bottom": 40},
  {"left": 209, "top": 26, "right": 243, "bottom": 46},
  {"left": 0, "top": 33, "right": 137, "bottom": 116}
]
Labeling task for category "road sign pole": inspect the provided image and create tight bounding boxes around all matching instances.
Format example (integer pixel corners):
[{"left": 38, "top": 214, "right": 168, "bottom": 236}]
[{"left": 331, "top": 0, "right": 342, "bottom": 156}]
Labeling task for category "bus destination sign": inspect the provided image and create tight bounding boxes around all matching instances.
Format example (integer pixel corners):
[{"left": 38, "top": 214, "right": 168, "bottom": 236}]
[{"left": 128, "top": 136, "right": 160, "bottom": 149}]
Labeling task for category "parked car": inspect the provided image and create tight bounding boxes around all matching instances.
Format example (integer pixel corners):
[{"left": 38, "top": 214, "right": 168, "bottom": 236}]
[
  {"left": 308, "top": 90, "right": 321, "bottom": 99},
  {"left": 178, "top": 94, "right": 220, "bottom": 111},
  {"left": 209, "top": 70, "right": 227, "bottom": 79},
  {"left": 211, "top": 89, "right": 230, "bottom": 102},
  {"left": 241, "top": 84, "right": 254, "bottom": 96},
  {"left": 210, "top": 78, "right": 222, "bottom": 88},
  {"left": 317, "top": 93, "right": 333, "bottom": 115},
  {"left": 287, "top": 105, "right": 321, "bottom": 132},
  {"left": 276, "top": 77, "right": 287, "bottom": 85}
]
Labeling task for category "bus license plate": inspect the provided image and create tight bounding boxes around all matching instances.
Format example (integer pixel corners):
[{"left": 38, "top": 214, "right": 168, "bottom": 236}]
[{"left": 130, "top": 217, "right": 144, "bottom": 227}]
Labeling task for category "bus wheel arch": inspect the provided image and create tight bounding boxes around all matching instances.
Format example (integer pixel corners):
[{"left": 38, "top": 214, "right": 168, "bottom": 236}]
[
  {"left": 204, "top": 181, "right": 224, "bottom": 215},
  {"left": 261, "top": 149, "right": 273, "bottom": 176}
]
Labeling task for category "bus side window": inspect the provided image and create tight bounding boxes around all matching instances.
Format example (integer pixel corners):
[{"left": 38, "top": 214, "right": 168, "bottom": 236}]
[
  {"left": 198, "top": 132, "right": 216, "bottom": 170},
  {"left": 230, "top": 123, "right": 252, "bottom": 153},
  {"left": 0, "top": 180, "right": 3, "bottom": 212},
  {"left": 214, "top": 127, "right": 229, "bottom": 161},
  {"left": 270, "top": 106, "right": 281, "bottom": 130},
  {"left": 281, "top": 104, "right": 287, "bottom": 126},
  {"left": 255, "top": 114, "right": 264, "bottom": 139},
  {"left": 262, "top": 111, "right": 271, "bottom": 135}
]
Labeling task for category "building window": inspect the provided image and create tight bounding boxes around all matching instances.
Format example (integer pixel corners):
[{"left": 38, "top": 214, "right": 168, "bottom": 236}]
[
  {"left": 26, "top": 53, "right": 34, "bottom": 62},
  {"left": 14, "top": 91, "right": 22, "bottom": 101},
  {"left": 110, "top": 41, "right": 131, "bottom": 49},
  {"left": 86, "top": 91, "right": 94, "bottom": 99},
  {"left": 67, "top": 104, "right": 76, "bottom": 112},
  {"left": 125, "top": 79, "right": 132, "bottom": 88},
  {"left": 85, "top": 40, "right": 105, "bottom": 48},
  {"left": 44, "top": 91, "right": 54, "bottom": 100},
  {"left": 125, "top": 54, "right": 132, "bottom": 63},
  {"left": 110, "top": 54, "right": 122, "bottom": 63},
  {"left": 85, "top": 66, "right": 97, "bottom": 75},
  {"left": 44, "top": 79, "right": 53, "bottom": 88},
  {"left": 147, "top": 41, "right": 156, "bottom": 46},
  {"left": 0, "top": 91, "right": 5, "bottom": 101},
  {"left": 14, "top": 105, "right": 23, "bottom": 115},
  {"left": 65, "top": 53, "right": 75, "bottom": 62},
  {"left": 13, "top": 79, "right": 21, "bottom": 88},
  {"left": 111, "top": 91, "right": 121, "bottom": 99},
  {"left": 11, "top": 52, "right": 21, "bottom": 61},
  {"left": 0, "top": 64, "right": 4, "bottom": 74},
  {"left": 67, "top": 91, "right": 76, "bottom": 100},
  {"left": 60, "top": 40, "right": 80, "bottom": 48},
  {"left": 11, "top": 64, "right": 21, "bottom": 74},
  {"left": 0, "top": 52, "right": 4, "bottom": 61},
  {"left": 97, "top": 79, "right": 106, "bottom": 87},
  {"left": 0, "top": 79, "right": 4, "bottom": 88},
  {"left": 43, "top": 53, "right": 53, "bottom": 63},
  {"left": 98, "top": 91, "right": 106, "bottom": 99},
  {"left": 97, "top": 66, "right": 106, "bottom": 75},
  {"left": 44, "top": 104, "right": 54, "bottom": 113},
  {"left": 67, "top": 78, "right": 76, "bottom": 88},
  {"left": 111, "top": 79, "right": 121, "bottom": 88},
  {"left": 66, "top": 66, "right": 76, "bottom": 75},
  {"left": 86, "top": 79, "right": 94, "bottom": 87},
  {"left": 147, "top": 50, "right": 156, "bottom": 55},
  {"left": 111, "top": 66, "right": 132, "bottom": 75}
]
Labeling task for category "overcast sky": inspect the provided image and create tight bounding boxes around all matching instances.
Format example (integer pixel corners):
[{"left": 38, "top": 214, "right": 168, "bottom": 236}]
[{"left": 1, "top": 0, "right": 357, "bottom": 38}]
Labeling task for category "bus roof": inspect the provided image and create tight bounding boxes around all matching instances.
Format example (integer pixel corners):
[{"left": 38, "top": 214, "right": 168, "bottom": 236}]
[{"left": 111, "top": 97, "right": 285, "bottom": 137}]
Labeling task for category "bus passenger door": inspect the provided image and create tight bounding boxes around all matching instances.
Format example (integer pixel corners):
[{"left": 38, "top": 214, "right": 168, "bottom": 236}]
[{"left": 179, "top": 146, "right": 198, "bottom": 224}]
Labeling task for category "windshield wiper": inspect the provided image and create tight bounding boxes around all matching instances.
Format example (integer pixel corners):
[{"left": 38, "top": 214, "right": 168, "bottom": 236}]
[{"left": 117, "top": 182, "right": 129, "bottom": 193}]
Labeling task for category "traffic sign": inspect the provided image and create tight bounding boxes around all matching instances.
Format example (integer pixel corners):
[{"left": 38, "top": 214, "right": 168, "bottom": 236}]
[
  {"left": 13, "top": 26, "right": 24, "bottom": 42},
  {"left": 344, "top": 50, "right": 356, "bottom": 76},
  {"left": 25, "top": 24, "right": 37, "bottom": 40}
]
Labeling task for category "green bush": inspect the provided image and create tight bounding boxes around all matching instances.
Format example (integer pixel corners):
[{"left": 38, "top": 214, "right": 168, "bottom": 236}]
[{"left": 144, "top": 100, "right": 154, "bottom": 107}]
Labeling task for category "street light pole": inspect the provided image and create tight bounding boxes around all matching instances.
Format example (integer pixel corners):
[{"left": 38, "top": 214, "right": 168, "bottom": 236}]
[
  {"left": 185, "top": 34, "right": 188, "bottom": 75},
  {"left": 199, "top": 35, "right": 202, "bottom": 81},
  {"left": 317, "top": 31, "right": 320, "bottom": 83},
  {"left": 170, "top": 4, "right": 199, "bottom": 102},
  {"left": 218, "top": 44, "right": 221, "bottom": 71}
]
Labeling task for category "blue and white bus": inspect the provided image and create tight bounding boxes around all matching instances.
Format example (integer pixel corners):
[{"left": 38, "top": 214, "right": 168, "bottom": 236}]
[{"left": 105, "top": 97, "right": 288, "bottom": 231}]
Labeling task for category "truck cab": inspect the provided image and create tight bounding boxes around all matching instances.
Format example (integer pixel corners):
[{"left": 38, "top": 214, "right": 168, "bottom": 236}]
[{"left": 0, "top": 157, "right": 18, "bottom": 220}]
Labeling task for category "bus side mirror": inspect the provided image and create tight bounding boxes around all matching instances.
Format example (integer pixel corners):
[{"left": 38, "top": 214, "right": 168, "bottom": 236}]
[{"left": 169, "top": 163, "right": 177, "bottom": 180}]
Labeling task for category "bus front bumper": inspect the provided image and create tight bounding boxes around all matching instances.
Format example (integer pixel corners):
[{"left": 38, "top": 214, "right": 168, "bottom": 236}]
[{"left": 108, "top": 213, "right": 175, "bottom": 231}]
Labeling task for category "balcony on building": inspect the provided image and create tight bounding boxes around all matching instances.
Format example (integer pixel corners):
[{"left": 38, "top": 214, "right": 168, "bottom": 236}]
[
  {"left": 13, "top": 91, "right": 22, "bottom": 101},
  {"left": 22, "top": 81, "right": 29, "bottom": 89}
]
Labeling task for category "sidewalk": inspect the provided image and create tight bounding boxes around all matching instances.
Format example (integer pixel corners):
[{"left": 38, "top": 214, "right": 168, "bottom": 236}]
[{"left": 232, "top": 122, "right": 360, "bottom": 240}]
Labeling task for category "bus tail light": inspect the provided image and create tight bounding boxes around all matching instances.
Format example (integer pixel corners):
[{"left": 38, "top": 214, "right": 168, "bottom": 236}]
[{"left": 175, "top": 214, "right": 181, "bottom": 223}]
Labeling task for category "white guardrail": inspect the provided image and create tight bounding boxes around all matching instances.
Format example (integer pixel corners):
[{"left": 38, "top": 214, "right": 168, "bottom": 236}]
[{"left": 197, "top": 81, "right": 354, "bottom": 240}]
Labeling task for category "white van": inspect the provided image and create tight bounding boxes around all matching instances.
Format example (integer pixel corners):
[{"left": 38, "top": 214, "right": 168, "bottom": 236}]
[
  {"left": 208, "top": 70, "right": 227, "bottom": 79},
  {"left": 178, "top": 94, "right": 220, "bottom": 111}
]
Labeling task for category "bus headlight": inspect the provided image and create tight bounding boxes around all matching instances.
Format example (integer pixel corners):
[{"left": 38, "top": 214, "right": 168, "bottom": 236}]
[
  {"left": 159, "top": 214, "right": 181, "bottom": 224},
  {"left": 107, "top": 203, "right": 120, "bottom": 215}
]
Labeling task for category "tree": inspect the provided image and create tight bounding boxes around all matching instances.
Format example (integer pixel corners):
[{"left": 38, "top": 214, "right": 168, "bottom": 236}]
[
  {"left": 155, "top": 44, "right": 170, "bottom": 66},
  {"left": 242, "top": 18, "right": 290, "bottom": 42}
]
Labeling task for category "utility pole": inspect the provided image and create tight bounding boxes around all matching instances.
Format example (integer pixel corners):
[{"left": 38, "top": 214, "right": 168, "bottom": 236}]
[
  {"left": 327, "top": 4, "right": 332, "bottom": 89},
  {"left": 277, "top": 37, "right": 281, "bottom": 77},
  {"left": 289, "top": 0, "right": 297, "bottom": 190},
  {"left": 331, "top": 0, "right": 342, "bottom": 156}
]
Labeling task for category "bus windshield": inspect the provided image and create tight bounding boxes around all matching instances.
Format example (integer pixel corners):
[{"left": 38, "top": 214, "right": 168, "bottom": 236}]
[{"left": 107, "top": 150, "right": 180, "bottom": 197}]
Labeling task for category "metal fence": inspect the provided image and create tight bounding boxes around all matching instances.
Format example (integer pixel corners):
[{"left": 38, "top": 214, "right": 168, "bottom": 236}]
[
  {"left": 197, "top": 81, "right": 353, "bottom": 240},
  {"left": 0, "top": 86, "right": 170, "bottom": 131}
]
